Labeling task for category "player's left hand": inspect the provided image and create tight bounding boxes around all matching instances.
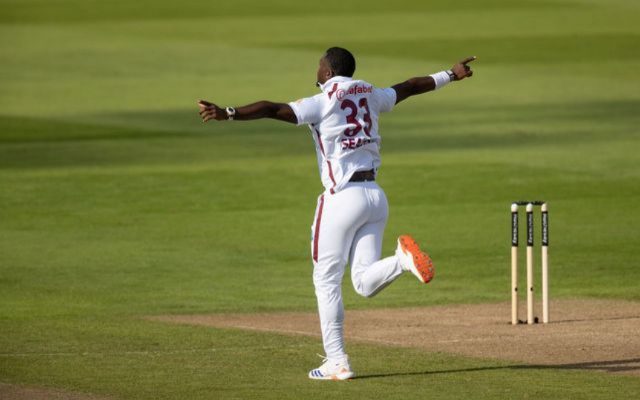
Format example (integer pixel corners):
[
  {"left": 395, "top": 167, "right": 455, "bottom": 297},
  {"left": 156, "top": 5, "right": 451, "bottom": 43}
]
[
  {"left": 198, "top": 100, "right": 226, "bottom": 122},
  {"left": 451, "top": 56, "right": 476, "bottom": 81}
]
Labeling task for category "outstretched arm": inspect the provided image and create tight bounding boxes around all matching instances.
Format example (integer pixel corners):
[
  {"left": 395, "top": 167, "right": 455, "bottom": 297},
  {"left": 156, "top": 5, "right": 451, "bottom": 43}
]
[
  {"left": 392, "top": 56, "right": 476, "bottom": 104},
  {"left": 198, "top": 100, "right": 297, "bottom": 124}
]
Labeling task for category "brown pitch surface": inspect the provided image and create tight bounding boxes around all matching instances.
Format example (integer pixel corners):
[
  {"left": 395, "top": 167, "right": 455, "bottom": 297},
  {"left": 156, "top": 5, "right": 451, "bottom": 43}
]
[
  {"left": 0, "top": 383, "right": 112, "bottom": 400},
  {"left": 151, "top": 299, "right": 640, "bottom": 376}
]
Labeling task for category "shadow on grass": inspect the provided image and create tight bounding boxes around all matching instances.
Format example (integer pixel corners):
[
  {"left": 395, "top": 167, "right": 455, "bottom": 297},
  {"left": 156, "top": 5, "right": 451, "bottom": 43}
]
[
  {"left": 356, "top": 358, "right": 640, "bottom": 379},
  {"left": 2, "top": 99, "right": 639, "bottom": 144},
  {"left": 0, "top": 99, "right": 638, "bottom": 169}
]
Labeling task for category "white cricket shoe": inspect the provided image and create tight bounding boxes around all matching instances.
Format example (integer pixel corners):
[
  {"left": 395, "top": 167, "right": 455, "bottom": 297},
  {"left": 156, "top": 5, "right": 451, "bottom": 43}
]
[
  {"left": 308, "top": 355, "right": 355, "bottom": 381},
  {"left": 396, "top": 235, "right": 435, "bottom": 284}
]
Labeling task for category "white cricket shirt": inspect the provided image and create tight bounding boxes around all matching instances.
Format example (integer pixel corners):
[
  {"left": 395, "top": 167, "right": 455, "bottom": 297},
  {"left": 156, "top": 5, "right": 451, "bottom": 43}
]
[{"left": 289, "top": 76, "right": 396, "bottom": 194}]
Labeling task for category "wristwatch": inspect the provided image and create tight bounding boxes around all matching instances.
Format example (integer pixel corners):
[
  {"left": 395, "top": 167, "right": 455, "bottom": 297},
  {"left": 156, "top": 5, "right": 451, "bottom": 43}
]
[
  {"left": 225, "top": 107, "right": 236, "bottom": 120},
  {"left": 446, "top": 70, "right": 457, "bottom": 81}
]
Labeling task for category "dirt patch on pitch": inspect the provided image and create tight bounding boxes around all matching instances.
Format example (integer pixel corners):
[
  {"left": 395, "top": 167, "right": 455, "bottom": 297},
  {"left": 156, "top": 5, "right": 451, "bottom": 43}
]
[
  {"left": 151, "top": 299, "right": 640, "bottom": 376},
  {"left": 0, "top": 383, "right": 111, "bottom": 400}
]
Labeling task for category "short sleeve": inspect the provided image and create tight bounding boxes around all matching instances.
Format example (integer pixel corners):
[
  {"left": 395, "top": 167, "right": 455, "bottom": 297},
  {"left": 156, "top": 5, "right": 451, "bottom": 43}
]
[
  {"left": 372, "top": 87, "right": 397, "bottom": 113},
  {"left": 288, "top": 94, "right": 324, "bottom": 126}
]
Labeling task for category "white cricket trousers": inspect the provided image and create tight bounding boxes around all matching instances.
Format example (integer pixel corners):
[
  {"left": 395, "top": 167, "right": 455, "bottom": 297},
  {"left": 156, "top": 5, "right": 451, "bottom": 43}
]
[{"left": 311, "top": 181, "right": 403, "bottom": 359}]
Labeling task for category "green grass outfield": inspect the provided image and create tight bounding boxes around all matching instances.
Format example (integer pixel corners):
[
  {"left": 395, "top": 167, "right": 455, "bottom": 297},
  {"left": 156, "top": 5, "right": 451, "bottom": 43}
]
[{"left": 1, "top": 0, "right": 640, "bottom": 398}]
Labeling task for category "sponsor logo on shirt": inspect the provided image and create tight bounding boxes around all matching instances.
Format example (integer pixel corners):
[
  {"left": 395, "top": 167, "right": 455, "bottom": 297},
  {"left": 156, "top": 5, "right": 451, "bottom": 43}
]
[{"left": 330, "top": 84, "right": 373, "bottom": 101}]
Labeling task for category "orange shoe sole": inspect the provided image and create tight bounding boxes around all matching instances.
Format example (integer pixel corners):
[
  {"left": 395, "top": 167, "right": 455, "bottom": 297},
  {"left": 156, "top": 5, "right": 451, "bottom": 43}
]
[{"left": 399, "top": 235, "right": 435, "bottom": 283}]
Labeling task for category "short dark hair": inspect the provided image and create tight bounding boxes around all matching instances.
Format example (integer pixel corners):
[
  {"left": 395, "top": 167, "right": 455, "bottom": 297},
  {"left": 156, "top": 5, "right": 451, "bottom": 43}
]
[{"left": 324, "top": 47, "right": 356, "bottom": 77}]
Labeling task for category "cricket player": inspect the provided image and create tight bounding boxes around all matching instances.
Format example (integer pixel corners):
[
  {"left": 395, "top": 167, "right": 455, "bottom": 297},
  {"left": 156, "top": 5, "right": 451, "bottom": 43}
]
[{"left": 198, "top": 47, "right": 475, "bottom": 380}]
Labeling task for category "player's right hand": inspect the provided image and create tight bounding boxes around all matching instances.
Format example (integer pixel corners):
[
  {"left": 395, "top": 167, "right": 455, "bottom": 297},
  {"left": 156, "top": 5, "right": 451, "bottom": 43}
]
[{"left": 198, "top": 100, "right": 226, "bottom": 122}]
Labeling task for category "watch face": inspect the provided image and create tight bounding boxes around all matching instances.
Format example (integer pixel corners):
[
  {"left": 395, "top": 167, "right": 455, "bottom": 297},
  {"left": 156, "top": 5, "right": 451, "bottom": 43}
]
[{"left": 226, "top": 107, "right": 235, "bottom": 120}]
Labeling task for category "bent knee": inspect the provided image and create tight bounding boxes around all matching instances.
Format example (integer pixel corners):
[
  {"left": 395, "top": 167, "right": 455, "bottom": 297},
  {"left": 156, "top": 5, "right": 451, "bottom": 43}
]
[{"left": 352, "top": 282, "right": 377, "bottom": 298}]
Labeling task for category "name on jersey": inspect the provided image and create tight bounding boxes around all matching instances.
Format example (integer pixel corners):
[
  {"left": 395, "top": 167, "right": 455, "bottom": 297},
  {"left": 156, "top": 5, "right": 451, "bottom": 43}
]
[
  {"left": 341, "top": 136, "right": 374, "bottom": 150},
  {"left": 329, "top": 84, "right": 373, "bottom": 101}
]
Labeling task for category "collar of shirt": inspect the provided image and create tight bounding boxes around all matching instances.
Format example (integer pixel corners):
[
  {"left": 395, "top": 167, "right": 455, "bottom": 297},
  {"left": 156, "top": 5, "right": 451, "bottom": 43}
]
[{"left": 319, "top": 76, "right": 353, "bottom": 92}]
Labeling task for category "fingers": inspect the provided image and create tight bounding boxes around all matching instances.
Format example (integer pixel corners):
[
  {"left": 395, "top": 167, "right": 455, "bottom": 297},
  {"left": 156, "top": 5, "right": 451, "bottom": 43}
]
[
  {"left": 460, "top": 56, "right": 477, "bottom": 65},
  {"left": 197, "top": 100, "right": 221, "bottom": 122},
  {"left": 451, "top": 57, "right": 476, "bottom": 81},
  {"left": 201, "top": 108, "right": 218, "bottom": 122},
  {"left": 202, "top": 111, "right": 217, "bottom": 122},
  {"left": 199, "top": 106, "right": 218, "bottom": 122},
  {"left": 449, "top": 55, "right": 477, "bottom": 81},
  {"left": 198, "top": 101, "right": 211, "bottom": 114},
  {"left": 459, "top": 68, "right": 473, "bottom": 79}
]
